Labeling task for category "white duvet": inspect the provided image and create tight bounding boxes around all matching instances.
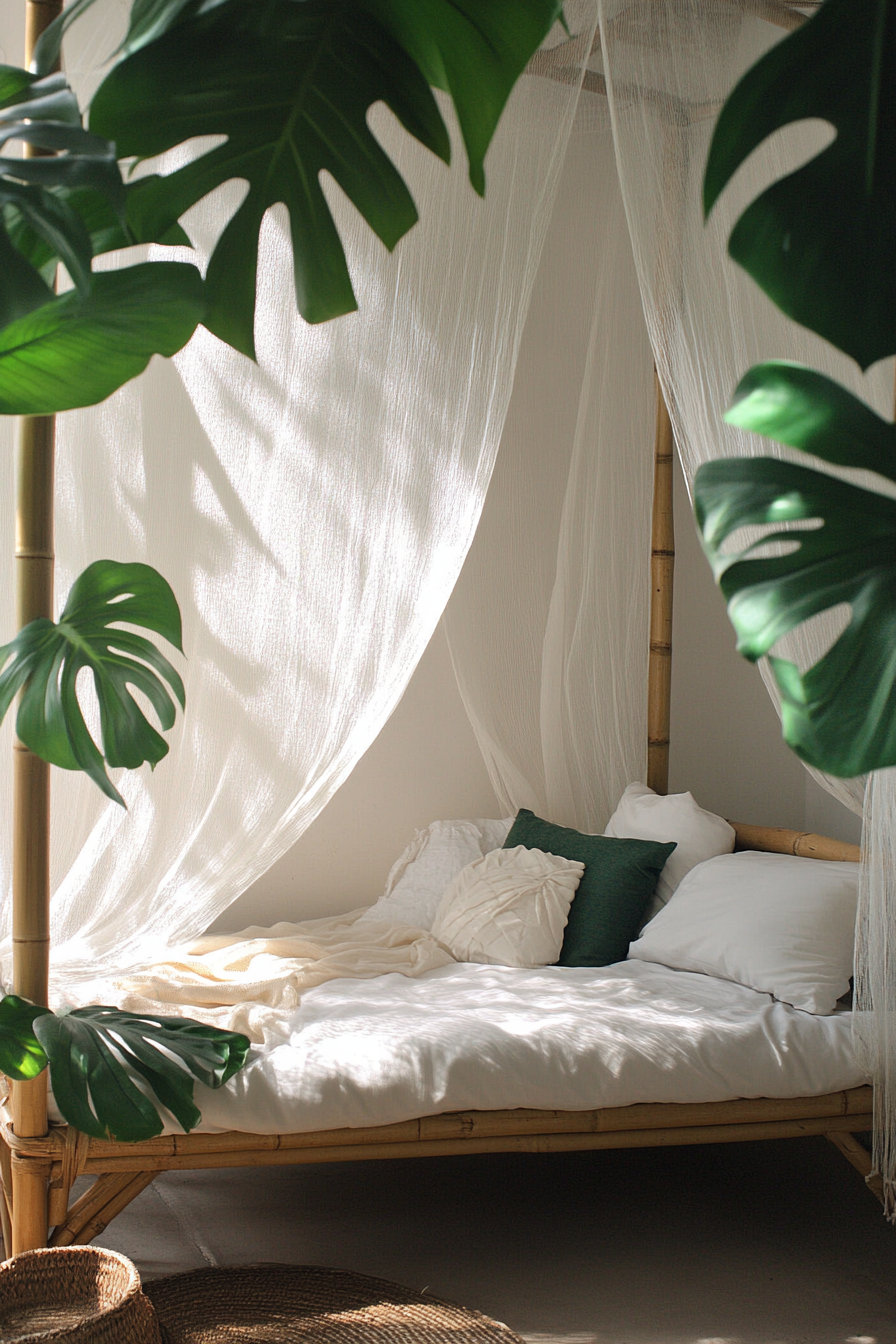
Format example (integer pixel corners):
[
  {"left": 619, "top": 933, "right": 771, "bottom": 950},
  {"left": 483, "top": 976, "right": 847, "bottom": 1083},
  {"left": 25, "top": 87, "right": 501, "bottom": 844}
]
[{"left": 187, "top": 957, "right": 866, "bottom": 1135}]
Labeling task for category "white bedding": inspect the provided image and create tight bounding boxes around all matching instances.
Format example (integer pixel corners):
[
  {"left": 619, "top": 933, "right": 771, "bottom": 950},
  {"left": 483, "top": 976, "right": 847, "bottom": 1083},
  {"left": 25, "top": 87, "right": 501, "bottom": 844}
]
[{"left": 188, "top": 957, "right": 866, "bottom": 1135}]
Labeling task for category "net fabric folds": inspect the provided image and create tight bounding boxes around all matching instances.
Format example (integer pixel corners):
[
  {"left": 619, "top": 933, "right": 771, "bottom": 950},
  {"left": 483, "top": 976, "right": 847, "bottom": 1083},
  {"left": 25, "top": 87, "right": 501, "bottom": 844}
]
[
  {"left": 597, "top": 0, "right": 895, "bottom": 1217},
  {"left": 444, "top": 93, "right": 656, "bottom": 835},
  {"left": 447, "top": 0, "right": 895, "bottom": 1216},
  {"left": 0, "top": 1, "right": 596, "bottom": 988}
]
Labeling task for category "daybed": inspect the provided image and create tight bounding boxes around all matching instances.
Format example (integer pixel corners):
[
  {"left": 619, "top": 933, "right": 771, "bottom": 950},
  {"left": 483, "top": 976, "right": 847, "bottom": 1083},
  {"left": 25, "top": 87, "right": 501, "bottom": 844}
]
[{"left": 0, "top": 388, "right": 876, "bottom": 1258}]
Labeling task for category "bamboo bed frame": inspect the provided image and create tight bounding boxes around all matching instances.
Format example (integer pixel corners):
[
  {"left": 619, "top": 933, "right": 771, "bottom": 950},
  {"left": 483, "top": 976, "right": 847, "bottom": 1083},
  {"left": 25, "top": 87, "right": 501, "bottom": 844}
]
[{"left": 0, "top": 370, "right": 877, "bottom": 1259}]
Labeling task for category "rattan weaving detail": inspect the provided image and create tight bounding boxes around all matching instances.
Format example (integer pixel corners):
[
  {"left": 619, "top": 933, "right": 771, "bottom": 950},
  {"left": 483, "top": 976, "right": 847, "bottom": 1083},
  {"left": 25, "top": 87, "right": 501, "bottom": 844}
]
[
  {"left": 143, "top": 1264, "right": 525, "bottom": 1344},
  {"left": 0, "top": 1246, "right": 161, "bottom": 1343}
]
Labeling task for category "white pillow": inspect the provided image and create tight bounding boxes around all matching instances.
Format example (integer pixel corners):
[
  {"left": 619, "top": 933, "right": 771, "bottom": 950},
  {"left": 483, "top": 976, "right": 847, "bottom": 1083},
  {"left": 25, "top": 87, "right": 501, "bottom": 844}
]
[
  {"left": 431, "top": 845, "right": 584, "bottom": 968},
  {"left": 628, "top": 850, "right": 858, "bottom": 1014},
  {"left": 605, "top": 782, "right": 735, "bottom": 920},
  {"left": 359, "top": 817, "right": 514, "bottom": 931}
]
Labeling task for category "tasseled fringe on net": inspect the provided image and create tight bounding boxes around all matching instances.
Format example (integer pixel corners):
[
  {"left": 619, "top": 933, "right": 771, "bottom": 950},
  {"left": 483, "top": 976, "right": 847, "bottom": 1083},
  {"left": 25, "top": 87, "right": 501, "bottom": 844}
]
[{"left": 853, "top": 771, "right": 896, "bottom": 1224}]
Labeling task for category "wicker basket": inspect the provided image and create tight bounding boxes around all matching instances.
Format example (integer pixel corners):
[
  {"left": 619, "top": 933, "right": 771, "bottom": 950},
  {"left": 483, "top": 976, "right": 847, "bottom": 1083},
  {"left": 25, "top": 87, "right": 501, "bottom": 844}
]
[{"left": 0, "top": 1246, "right": 162, "bottom": 1343}]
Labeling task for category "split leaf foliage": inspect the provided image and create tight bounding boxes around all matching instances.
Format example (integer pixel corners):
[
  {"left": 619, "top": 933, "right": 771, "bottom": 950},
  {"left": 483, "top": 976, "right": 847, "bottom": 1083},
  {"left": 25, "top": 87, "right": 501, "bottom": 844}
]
[
  {"left": 0, "top": 560, "right": 185, "bottom": 806},
  {"left": 703, "top": 0, "right": 896, "bottom": 372},
  {"left": 697, "top": 0, "right": 896, "bottom": 775},
  {"left": 0, "top": 65, "right": 123, "bottom": 325},
  {"left": 0, "top": 996, "right": 249, "bottom": 1142},
  {"left": 9, "top": 0, "right": 563, "bottom": 377},
  {"left": 89, "top": 0, "right": 561, "bottom": 355}
]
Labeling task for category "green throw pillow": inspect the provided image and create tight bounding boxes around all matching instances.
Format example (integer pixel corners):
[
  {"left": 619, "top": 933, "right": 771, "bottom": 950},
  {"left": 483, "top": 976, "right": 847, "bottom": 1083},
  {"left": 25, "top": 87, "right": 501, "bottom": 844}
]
[{"left": 503, "top": 809, "right": 676, "bottom": 967}]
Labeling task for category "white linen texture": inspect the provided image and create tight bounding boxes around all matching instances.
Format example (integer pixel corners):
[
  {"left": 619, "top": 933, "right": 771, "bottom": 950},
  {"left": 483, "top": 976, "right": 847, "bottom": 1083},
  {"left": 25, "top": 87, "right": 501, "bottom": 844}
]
[
  {"left": 102, "top": 911, "right": 455, "bottom": 1043},
  {"left": 604, "top": 781, "right": 735, "bottom": 918},
  {"left": 359, "top": 818, "right": 514, "bottom": 932},
  {"left": 629, "top": 851, "right": 858, "bottom": 1014},
  {"left": 180, "top": 960, "right": 865, "bottom": 1136},
  {"left": 431, "top": 846, "right": 583, "bottom": 968}
]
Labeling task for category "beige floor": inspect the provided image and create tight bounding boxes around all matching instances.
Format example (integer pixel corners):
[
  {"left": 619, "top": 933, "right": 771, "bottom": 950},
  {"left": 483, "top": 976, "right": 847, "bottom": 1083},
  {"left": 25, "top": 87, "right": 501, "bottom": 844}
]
[{"left": 90, "top": 1135, "right": 895, "bottom": 1344}]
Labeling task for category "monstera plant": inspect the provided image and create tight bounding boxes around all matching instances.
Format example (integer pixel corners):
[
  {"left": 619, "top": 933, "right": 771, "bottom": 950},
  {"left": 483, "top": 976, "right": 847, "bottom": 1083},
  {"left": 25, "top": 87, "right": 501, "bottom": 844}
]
[
  {"left": 696, "top": 0, "right": 896, "bottom": 778},
  {"left": 0, "top": 0, "right": 562, "bottom": 1141}
]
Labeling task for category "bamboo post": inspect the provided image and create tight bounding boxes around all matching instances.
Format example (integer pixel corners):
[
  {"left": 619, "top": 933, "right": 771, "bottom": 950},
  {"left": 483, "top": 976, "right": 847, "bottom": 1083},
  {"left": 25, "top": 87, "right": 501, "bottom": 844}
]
[
  {"left": 646, "top": 373, "right": 675, "bottom": 795},
  {"left": 10, "top": 0, "right": 62, "bottom": 1255}
]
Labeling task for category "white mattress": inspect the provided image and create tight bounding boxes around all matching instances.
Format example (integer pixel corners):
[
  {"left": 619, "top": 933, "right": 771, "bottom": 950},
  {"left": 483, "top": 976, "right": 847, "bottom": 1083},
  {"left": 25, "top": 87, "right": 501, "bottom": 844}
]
[{"left": 190, "top": 958, "right": 867, "bottom": 1134}]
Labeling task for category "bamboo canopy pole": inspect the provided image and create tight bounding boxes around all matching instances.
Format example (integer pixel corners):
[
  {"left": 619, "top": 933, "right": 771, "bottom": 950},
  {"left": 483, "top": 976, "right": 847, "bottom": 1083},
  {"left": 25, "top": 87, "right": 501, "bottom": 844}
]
[
  {"left": 10, "top": 0, "right": 62, "bottom": 1255},
  {"left": 646, "top": 376, "right": 675, "bottom": 795}
]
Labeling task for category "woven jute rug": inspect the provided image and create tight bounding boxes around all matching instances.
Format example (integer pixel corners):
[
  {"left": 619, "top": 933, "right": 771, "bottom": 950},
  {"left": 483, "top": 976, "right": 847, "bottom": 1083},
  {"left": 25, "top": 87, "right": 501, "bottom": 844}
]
[{"left": 142, "top": 1264, "right": 526, "bottom": 1344}]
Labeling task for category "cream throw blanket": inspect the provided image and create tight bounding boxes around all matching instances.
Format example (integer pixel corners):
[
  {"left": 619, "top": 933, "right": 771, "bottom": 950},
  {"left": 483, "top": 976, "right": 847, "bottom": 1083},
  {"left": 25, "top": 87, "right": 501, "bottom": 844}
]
[{"left": 108, "top": 910, "right": 454, "bottom": 1043}]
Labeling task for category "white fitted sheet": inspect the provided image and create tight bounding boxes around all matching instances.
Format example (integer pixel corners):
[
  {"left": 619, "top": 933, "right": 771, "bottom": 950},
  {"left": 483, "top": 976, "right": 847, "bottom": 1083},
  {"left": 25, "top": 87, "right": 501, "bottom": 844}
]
[{"left": 190, "top": 957, "right": 867, "bottom": 1134}]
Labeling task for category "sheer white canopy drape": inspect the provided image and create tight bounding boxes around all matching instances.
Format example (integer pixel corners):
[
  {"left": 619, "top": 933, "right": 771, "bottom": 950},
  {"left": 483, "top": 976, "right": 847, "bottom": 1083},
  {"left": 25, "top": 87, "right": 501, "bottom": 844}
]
[
  {"left": 444, "top": 95, "right": 656, "bottom": 834},
  {"left": 0, "top": 1, "right": 596, "bottom": 988},
  {"left": 447, "top": 0, "right": 895, "bottom": 1217},
  {"left": 598, "top": 0, "right": 895, "bottom": 1218}
]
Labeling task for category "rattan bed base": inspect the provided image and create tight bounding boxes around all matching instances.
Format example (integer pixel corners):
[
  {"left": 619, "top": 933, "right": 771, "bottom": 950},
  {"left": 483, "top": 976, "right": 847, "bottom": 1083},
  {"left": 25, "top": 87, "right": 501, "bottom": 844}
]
[{"left": 0, "top": 1080, "right": 876, "bottom": 1255}]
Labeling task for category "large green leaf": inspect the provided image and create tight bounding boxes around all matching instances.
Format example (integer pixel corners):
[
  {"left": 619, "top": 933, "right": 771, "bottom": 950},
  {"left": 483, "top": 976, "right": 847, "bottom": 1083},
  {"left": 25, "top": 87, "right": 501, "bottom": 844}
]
[
  {"left": 32, "top": 0, "right": 225, "bottom": 76},
  {"left": 33, "top": 1006, "right": 250, "bottom": 1142},
  {"left": 361, "top": 0, "right": 562, "bottom": 197},
  {"left": 0, "top": 260, "right": 204, "bottom": 415},
  {"left": 725, "top": 362, "right": 896, "bottom": 481},
  {"left": 703, "top": 0, "right": 896, "bottom": 370},
  {"left": 0, "top": 560, "right": 186, "bottom": 807},
  {"left": 5, "top": 185, "right": 191, "bottom": 289},
  {"left": 89, "top": 0, "right": 561, "bottom": 355},
  {"left": 695, "top": 448, "right": 896, "bottom": 776},
  {"left": 0, "top": 994, "right": 51, "bottom": 1081},
  {"left": 0, "top": 66, "right": 123, "bottom": 324}
]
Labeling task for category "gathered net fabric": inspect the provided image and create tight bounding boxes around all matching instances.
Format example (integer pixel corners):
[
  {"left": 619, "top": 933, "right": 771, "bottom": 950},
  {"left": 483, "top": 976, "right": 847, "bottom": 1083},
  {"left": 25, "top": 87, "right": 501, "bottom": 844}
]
[
  {"left": 856, "top": 770, "right": 896, "bottom": 1218},
  {"left": 0, "top": 1, "right": 595, "bottom": 991},
  {"left": 598, "top": 0, "right": 895, "bottom": 1216},
  {"left": 444, "top": 88, "right": 656, "bottom": 833}
]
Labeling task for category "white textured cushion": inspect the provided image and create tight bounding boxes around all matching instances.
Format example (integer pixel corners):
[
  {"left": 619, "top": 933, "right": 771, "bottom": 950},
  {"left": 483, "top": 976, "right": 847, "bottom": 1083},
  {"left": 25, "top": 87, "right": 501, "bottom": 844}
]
[
  {"left": 359, "top": 817, "right": 514, "bottom": 931},
  {"left": 431, "top": 845, "right": 584, "bottom": 968},
  {"left": 605, "top": 782, "right": 735, "bottom": 920},
  {"left": 628, "top": 850, "right": 858, "bottom": 1014}
]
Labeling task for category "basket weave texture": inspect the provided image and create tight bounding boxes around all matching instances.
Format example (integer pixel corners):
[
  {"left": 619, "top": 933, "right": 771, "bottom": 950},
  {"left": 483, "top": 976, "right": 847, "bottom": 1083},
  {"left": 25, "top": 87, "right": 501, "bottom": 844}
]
[
  {"left": 0, "top": 1246, "right": 161, "bottom": 1343},
  {"left": 143, "top": 1264, "right": 525, "bottom": 1344}
]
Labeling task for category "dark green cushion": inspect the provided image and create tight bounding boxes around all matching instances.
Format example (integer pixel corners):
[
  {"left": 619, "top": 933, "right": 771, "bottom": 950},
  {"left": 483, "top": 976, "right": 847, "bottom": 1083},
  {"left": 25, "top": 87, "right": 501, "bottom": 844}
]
[{"left": 503, "top": 809, "right": 676, "bottom": 967}]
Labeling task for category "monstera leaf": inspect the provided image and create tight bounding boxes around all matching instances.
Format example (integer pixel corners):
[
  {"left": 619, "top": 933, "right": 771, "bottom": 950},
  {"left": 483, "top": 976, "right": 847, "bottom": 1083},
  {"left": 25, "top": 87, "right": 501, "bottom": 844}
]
[
  {"left": 0, "top": 66, "right": 123, "bottom": 325},
  {"left": 0, "top": 995, "right": 250, "bottom": 1141},
  {"left": 89, "top": 0, "right": 562, "bottom": 355},
  {"left": 694, "top": 365, "right": 896, "bottom": 775},
  {"left": 33, "top": 0, "right": 233, "bottom": 75},
  {"left": 703, "top": 0, "right": 896, "bottom": 370},
  {"left": 0, "top": 262, "right": 204, "bottom": 415},
  {"left": 0, "top": 994, "right": 52, "bottom": 1081},
  {"left": 33, "top": 1007, "right": 250, "bottom": 1141},
  {"left": 5, "top": 185, "right": 191, "bottom": 289},
  {"left": 0, "top": 560, "right": 185, "bottom": 806}
]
